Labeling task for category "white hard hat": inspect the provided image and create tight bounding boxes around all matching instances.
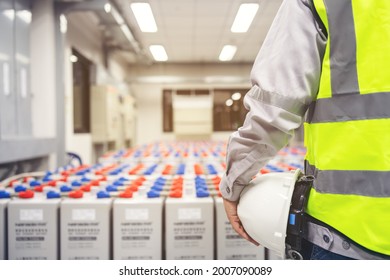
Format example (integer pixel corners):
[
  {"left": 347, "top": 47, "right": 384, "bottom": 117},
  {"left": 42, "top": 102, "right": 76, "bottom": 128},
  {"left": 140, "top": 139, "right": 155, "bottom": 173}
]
[{"left": 237, "top": 169, "right": 302, "bottom": 258}]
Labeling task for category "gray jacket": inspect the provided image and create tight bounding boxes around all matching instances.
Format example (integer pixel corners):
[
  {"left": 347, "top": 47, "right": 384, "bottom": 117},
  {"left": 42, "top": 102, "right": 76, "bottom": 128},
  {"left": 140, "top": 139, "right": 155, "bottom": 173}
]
[{"left": 220, "top": 0, "right": 326, "bottom": 201}]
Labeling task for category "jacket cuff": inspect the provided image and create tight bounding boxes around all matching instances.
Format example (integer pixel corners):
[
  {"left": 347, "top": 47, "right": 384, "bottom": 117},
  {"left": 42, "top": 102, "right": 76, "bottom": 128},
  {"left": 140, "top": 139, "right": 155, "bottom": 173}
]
[{"left": 219, "top": 173, "right": 246, "bottom": 202}]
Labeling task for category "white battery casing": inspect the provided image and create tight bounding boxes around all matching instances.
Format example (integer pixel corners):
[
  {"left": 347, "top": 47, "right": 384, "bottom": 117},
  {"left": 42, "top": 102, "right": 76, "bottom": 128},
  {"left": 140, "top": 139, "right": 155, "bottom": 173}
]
[
  {"left": 7, "top": 196, "right": 60, "bottom": 260},
  {"left": 165, "top": 193, "right": 214, "bottom": 260},
  {"left": 60, "top": 196, "right": 112, "bottom": 260},
  {"left": 113, "top": 196, "right": 164, "bottom": 260}
]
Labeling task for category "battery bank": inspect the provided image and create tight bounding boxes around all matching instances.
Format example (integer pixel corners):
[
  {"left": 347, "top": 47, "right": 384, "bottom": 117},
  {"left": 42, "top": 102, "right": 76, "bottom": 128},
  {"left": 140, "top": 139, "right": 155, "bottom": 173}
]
[
  {"left": 7, "top": 190, "right": 60, "bottom": 260},
  {"left": 60, "top": 192, "right": 112, "bottom": 260},
  {"left": 214, "top": 196, "right": 265, "bottom": 260},
  {"left": 113, "top": 193, "right": 164, "bottom": 260}
]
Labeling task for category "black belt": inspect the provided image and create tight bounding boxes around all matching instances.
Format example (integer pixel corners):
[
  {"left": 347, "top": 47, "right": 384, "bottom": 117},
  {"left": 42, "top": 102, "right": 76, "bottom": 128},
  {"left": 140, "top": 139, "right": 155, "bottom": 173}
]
[{"left": 285, "top": 174, "right": 390, "bottom": 260}]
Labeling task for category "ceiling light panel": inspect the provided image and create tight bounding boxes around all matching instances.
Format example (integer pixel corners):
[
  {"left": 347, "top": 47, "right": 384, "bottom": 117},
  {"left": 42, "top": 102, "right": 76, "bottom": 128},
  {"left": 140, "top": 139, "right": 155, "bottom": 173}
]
[
  {"left": 131, "top": 3, "right": 158, "bottom": 32},
  {"left": 149, "top": 45, "right": 168, "bottom": 61},
  {"left": 219, "top": 45, "right": 237, "bottom": 61},
  {"left": 231, "top": 3, "right": 259, "bottom": 33}
]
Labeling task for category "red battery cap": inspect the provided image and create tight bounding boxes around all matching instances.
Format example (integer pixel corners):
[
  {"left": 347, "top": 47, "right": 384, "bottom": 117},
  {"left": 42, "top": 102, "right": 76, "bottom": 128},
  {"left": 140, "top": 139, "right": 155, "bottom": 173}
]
[
  {"left": 23, "top": 177, "right": 34, "bottom": 183},
  {"left": 69, "top": 190, "right": 83, "bottom": 199},
  {"left": 18, "top": 190, "right": 35, "bottom": 199},
  {"left": 47, "top": 180, "right": 57, "bottom": 187},
  {"left": 119, "top": 191, "right": 133, "bottom": 198},
  {"left": 169, "top": 190, "right": 182, "bottom": 198},
  {"left": 80, "top": 184, "right": 91, "bottom": 192},
  {"left": 90, "top": 180, "right": 100, "bottom": 186},
  {"left": 128, "top": 186, "right": 138, "bottom": 192},
  {"left": 34, "top": 186, "right": 44, "bottom": 192}
]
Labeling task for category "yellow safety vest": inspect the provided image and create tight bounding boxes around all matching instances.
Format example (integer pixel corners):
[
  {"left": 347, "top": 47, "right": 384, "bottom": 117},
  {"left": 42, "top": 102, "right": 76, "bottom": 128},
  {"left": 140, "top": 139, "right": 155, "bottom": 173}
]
[{"left": 304, "top": 0, "right": 390, "bottom": 255}]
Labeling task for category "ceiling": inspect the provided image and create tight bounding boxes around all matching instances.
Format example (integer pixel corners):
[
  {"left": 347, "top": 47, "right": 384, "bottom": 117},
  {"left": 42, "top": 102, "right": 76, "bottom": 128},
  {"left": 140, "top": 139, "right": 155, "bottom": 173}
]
[
  {"left": 70, "top": 0, "right": 283, "bottom": 64},
  {"left": 120, "top": 0, "right": 282, "bottom": 63}
]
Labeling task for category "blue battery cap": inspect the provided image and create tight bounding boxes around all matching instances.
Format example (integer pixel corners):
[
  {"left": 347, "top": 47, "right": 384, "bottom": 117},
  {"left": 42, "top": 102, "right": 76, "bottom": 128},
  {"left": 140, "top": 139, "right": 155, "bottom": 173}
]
[
  {"left": 29, "top": 180, "right": 41, "bottom": 187},
  {"left": 41, "top": 176, "right": 52, "bottom": 182},
  {"left": 153, "top": 181, "right": 165, "bottom": 187},
  {"left": 151, "top": 186, "right": 164, "bottom": 191},
  {"left": 0, "top": 191, "right": 11, "bottom": 199},
  {"left": 113, "top": 180, "right": 125, "bottom": 186},
  {"left": 147, "top": 191, "right": 160, "bottom": 198},
  {"left": 196, "top": 190, "right": 210, "bottom": 198},
  {"left": 71, "top": 181, "right": 82, "bottom": 187},
  {"left": 119, "top": 177, "right": 129, "bottom": 182},
  {"left": 60, "top": 185, "right": 73, "bottom": 192},
  {"left": 106, "top": 185, "right": 118, "bottom": 192},
  {"left": 14, "top": 185, "right": 27, "bottom": 192},
  {"left": 195, "top": 185, "right": 208, "bottom": 191},
  {"left": 47, "top": 191, "right": 61, "bottom": 199},
  {"left": 97, "top": 191, "right": 111, "bottom": 199}
]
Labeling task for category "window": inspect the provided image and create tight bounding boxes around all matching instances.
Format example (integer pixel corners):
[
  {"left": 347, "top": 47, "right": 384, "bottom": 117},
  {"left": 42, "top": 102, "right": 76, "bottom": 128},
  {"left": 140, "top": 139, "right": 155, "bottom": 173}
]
[
  {"left": 72, "top": 48, "right": 91, "bottom": 133},
  {"left": 213, "top": 89, "right": 249, "bottom": 131},
  {"left": 162, "top": 88, "right": 249, "bottom": 132},
  {"left": 162, "top": 89, "right": 173, "bottom": 132}
]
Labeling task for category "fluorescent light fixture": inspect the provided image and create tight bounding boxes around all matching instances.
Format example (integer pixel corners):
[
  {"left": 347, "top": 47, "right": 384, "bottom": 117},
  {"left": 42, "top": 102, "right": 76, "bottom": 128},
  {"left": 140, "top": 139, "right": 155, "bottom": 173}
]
[
  {"left": 119, "top": 24, "right": 141, "bottom": 53},
  {"left": 16, "top": 53, "right": 30, "bottom": 64},
  {"left": 149, "top": 45, "right": 168, "bottom": 61},
  {"left": 131, "top": 3, "right": 157, "bottom": 32},
  {"left": 232, "top": 92, "right": 242, "bottom": 101},
  {"left": 17, "top": 10, "right": 32, "bottom": 24},
  {"left": 60, "top": 14, "right": 67, "bottom": 34},
  {"left": 70, "top": 55, "right": 78, "bottom": 63},
  {"left": 225, "top": 99, "right": 233, "bottom": 107},
  {"left": 104, "top": 3, "right": 112, "bottom": 13},
  {"left": 137, "top": 76, "right": 185, "bottom": 83},
  {"left": 120, "top": 24, "right": 135, "bottom": 42},
  {"left": 219, "top": 45, "right": 237, "bottom": 61},
  {"left": 231, "top": 3, "right": 259, "bottom": 33},
  {"left": 0, "top": 52, "right": 10, "bottom": 61},
  {"left": 110, "top": 5, "right": 124, "bottom": 25},
  {"left": 3, "top": 10, "right": 15, "bottom": 20}
]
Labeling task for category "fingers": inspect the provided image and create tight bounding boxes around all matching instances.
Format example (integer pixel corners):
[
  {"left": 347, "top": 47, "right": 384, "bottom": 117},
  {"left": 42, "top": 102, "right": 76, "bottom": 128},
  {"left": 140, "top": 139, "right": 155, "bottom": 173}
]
[
  {"left": 230, "top": 216, "right": 260, "bottom": 246},
  {"left": 223, "top": 198, "right": 260, "bottom": 246}
]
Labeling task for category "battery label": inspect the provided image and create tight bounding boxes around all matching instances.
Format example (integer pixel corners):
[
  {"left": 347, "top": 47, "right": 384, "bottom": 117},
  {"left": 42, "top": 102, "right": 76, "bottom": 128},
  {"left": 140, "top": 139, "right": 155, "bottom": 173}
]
[
  {"left": 178, "top": 208, "right": 201, "bottom": 220},
  {"left": 13, "top": 222, "right": 48, "bottom": 251},
  {"left": 72, "top": 209, "right": 96, "bottom": 221},
  {"left": 172, "top": 221, "right": 205, "bottom": 247},
  {"left": 120, "top": 222, "right": 153, "bottom": 248},
  {"left": 20, "top": 209, "right": 43, "bottom": 221},
  {"left": 125, "top": 209, "right": 149, "bottom": 220}
]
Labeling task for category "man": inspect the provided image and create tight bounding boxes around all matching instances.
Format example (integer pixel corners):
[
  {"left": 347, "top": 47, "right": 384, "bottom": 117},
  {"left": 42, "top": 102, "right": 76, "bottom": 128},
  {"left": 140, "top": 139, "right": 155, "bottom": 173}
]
[{"left": 220, "top": 0, "right": 390, "bottom": 260}]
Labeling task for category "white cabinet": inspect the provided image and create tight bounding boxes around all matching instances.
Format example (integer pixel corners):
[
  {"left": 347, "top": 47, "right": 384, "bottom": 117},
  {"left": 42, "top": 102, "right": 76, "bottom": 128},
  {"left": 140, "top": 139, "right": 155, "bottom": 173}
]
[
  {"left": 172, "top": 94, "right": 213, "bottom": 139},
  {"left": 90, "top": 85, "right": 120, "bottom": 143}
]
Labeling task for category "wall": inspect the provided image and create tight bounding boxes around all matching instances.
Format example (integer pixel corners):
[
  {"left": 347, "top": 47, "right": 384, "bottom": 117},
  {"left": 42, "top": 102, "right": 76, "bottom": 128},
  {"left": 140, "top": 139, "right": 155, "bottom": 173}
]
[
  {"left": 64, "top": 12, "right": 129, "bottom": 164},
  {"left": 30, "top": 0, "right": 55, "bottom": 139},
  {"left": 128, "top": 63, "right": 252, "bottom": 146},
  {"left": 30, "top": 0, "right": 57, "bottom": 168}
]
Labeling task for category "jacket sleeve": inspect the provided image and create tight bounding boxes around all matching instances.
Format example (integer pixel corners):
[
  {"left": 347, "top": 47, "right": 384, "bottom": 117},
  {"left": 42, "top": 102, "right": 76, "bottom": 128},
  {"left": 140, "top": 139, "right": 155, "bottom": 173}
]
[{"left": 220, "top": 0, "right": 327, "bottom": 201}]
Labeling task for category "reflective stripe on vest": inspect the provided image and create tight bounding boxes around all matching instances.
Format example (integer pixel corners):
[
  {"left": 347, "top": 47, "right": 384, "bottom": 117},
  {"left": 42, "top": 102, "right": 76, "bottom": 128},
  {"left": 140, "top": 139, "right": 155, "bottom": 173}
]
[{"left": 305, "top": 0, "right": 390, "bottom": 255}]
